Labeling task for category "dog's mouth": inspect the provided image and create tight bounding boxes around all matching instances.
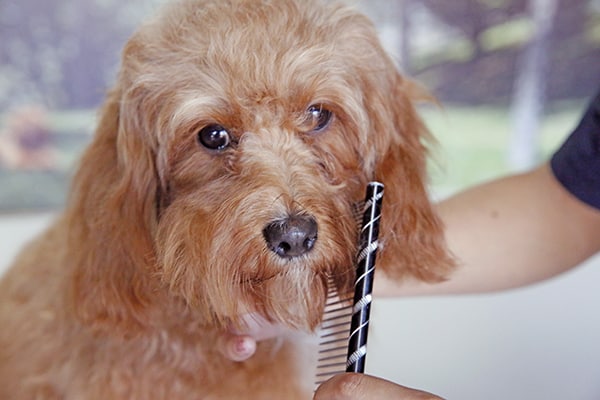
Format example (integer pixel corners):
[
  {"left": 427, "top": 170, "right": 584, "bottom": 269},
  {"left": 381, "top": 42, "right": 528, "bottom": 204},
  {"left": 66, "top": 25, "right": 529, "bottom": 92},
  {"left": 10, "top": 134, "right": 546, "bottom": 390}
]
[
  {"left": 239, "top": 263, "right": 344, "bottom": 284},
  {"left": 232, "top": 263, "right": 355, "bottom": 333}
]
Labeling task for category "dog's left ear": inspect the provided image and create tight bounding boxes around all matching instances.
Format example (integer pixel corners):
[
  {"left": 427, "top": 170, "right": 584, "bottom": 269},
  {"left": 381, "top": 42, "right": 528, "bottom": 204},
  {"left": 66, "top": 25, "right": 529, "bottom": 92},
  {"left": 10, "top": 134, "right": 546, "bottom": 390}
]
[
  {"left": 66, "top": 81, "right": 166, "bottom": 335},
  {"left": 364, "top": 69, "right": 455, "bottom": 283}
]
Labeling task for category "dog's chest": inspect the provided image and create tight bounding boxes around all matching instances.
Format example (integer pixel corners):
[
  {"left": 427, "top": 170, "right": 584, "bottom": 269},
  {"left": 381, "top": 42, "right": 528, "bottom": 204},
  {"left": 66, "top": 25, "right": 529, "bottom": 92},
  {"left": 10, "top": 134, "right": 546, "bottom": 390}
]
[
  {"left": 201, "top": 335, "right": 318, "bottom": 399},
  {"left": 105, "top": 333, "right": 319, "bottom": 399}
]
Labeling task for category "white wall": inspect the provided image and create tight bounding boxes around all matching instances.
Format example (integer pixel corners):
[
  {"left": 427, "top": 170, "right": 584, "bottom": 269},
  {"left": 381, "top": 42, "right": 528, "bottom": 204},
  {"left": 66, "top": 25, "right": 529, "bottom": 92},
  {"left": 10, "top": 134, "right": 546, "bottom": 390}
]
[{"left": 369, "top": 255, "right": 600, "bottom": 399}]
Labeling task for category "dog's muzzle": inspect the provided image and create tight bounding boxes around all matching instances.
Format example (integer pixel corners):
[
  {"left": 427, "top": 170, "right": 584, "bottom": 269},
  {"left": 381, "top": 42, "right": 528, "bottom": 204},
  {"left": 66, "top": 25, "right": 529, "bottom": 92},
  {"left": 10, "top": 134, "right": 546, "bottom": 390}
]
[{"left": 262, "top": 214, "right": 318, "bottom": 259}]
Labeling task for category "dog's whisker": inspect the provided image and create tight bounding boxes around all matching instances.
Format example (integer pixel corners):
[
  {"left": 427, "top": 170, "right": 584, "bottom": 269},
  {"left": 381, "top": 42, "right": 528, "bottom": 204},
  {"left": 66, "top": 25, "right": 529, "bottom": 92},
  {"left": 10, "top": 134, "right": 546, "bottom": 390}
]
[
  {"left": 269, "top": 193, "right": 287, "bottom": 211},
  {"left": 238, "top": 272, "right": 280, "bottom": 286}
]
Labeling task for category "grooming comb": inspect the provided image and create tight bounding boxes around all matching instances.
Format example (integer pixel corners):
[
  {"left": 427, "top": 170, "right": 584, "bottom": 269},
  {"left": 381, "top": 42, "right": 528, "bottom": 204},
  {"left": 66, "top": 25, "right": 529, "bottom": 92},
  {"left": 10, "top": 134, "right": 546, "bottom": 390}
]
[{"left": 315, "top": 182, "right": 384, "bottom": 387}]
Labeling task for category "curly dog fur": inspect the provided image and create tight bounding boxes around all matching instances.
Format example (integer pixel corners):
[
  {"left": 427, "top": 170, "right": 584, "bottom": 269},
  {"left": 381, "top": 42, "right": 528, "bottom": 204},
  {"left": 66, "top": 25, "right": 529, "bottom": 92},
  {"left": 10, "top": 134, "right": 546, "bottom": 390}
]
[{"left": 0, "top": 0, "right": 453, "bottom": 398}]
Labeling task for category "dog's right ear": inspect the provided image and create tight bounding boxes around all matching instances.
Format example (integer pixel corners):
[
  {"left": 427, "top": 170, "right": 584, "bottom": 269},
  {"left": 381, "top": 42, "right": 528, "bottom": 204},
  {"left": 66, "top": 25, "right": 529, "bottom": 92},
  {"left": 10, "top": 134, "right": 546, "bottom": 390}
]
[
  {"left": 363, "top": 70, "right": 455, "bottom": 284},
  {"left": 66, "top": 84, "right": 165, "bottom": 335}
]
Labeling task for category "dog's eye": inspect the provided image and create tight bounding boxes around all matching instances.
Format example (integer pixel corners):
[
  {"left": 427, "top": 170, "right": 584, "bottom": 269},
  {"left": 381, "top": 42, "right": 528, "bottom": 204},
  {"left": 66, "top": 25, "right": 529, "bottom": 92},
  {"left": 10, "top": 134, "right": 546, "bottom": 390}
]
[
  {"left": 197, "top": 124, "right": 231, "bottom": 150},
  {"left": 306, "top": 105, "right": 333, "bottom": 133}
]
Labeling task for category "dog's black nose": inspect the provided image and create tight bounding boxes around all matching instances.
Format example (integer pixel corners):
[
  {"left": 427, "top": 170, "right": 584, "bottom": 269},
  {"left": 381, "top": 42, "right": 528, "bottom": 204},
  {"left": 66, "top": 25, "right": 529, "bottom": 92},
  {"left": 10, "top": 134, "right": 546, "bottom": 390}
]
[{"left": 263, "top": 215, "right": 318, "bottom": 259}]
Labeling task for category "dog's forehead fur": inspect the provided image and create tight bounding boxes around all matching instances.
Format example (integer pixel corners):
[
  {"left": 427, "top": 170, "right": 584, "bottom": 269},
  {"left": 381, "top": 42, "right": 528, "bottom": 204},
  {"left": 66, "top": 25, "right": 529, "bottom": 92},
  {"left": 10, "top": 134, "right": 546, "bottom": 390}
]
[
  {"left": 121, "top": 0, "right": 389, "bottom": 149},
  {"left": 133, "top": 0, "right": 381, "bottom": 83}
]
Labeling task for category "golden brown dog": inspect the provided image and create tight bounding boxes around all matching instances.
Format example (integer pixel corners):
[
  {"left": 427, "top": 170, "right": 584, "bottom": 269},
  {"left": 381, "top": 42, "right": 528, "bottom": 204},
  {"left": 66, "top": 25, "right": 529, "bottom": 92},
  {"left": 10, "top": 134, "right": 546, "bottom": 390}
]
[{"left": 0, "top": 0, "right": 453, "bottom": 398}]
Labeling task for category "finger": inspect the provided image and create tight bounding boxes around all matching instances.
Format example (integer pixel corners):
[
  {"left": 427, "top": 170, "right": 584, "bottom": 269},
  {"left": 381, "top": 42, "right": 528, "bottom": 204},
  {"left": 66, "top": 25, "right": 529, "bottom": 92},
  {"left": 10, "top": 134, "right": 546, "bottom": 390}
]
[
  {"left": 313, "top": 373, "right": 443, "bottom": 400},
  {"left": 216, "top": 333, "right": 257, "bottom": 362}
]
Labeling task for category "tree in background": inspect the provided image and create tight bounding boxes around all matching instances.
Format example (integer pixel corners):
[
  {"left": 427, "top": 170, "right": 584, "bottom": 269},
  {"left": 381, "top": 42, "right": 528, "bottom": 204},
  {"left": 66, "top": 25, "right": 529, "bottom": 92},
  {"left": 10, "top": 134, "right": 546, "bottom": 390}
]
[
  {"left": 0, "top": 0, "right": 162, "bottom": 110},
  {"left": 1, "top": 0, "right": 598, "bottom": 110},
  {"left": 366, "top": 0, "right": 599, "bottom": 168},
  {"left": 374, "top": 0, "right": 600, "bottom": 104},
  {"left": 509, "top": 0, "right": 558, "bottom": 170}
]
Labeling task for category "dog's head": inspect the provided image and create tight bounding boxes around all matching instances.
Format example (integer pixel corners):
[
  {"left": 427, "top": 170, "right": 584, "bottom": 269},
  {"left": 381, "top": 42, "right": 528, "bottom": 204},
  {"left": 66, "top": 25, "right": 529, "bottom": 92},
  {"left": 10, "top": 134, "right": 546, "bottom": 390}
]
[{"left": 69, "top": 0, "right": 453, "bottom": 334}]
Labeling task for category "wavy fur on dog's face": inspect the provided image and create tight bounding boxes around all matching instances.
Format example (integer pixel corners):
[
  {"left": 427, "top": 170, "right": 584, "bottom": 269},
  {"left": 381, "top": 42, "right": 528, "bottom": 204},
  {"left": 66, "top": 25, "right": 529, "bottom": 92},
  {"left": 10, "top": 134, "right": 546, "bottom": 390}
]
[{"left": 69, "top": 0, "right": 453, "bottom": 335}]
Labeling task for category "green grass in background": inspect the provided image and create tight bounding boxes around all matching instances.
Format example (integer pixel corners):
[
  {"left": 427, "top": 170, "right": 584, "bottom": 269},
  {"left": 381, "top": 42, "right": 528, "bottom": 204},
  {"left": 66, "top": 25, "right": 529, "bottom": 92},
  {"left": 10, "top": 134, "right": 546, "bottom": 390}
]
[
  {"left": 47, "top": 109, "right": 97, "bottom": 136},
  {"left": 423, "top": 102, "right": 584, "bottom": 198}
]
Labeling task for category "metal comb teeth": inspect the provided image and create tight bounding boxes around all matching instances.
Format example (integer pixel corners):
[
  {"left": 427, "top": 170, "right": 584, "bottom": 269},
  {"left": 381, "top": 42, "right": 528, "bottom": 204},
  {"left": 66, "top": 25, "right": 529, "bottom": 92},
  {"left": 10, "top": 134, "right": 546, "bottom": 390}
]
[
  {"left": 314, "top": 278, "right": 353, "bottom": 387},
  {"left": 314, "top": 182, "right": 384, "bottom": 389}
]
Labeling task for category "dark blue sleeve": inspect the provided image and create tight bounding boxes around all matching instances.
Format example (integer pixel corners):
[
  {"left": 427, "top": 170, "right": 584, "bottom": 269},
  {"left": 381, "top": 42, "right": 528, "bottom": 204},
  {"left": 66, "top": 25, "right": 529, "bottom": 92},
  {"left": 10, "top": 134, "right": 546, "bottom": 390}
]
[{"left": 550, "top": 89, "right": 600, "bottom": 210}]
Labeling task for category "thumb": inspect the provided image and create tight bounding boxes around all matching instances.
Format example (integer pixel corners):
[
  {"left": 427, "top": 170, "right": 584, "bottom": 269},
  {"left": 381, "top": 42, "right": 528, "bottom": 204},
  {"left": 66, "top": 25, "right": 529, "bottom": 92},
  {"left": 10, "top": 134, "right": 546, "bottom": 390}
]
[{"left": 313, "top": 373, "right": 443, "bottom": 400}]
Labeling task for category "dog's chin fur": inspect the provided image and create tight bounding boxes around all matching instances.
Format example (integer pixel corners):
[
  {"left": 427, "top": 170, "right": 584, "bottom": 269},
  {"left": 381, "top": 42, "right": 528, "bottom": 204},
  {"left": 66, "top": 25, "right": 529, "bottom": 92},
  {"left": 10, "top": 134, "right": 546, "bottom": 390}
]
[{"left": 0, "top": 0, "right": 454, "bottom": 398}]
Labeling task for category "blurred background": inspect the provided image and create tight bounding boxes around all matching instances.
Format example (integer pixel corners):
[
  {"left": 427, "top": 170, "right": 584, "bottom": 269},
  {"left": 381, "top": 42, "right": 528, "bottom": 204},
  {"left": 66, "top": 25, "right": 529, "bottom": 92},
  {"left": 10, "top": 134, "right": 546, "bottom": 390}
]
[{"left": 1, "top": 0, "right": 599, "bottom": 398}]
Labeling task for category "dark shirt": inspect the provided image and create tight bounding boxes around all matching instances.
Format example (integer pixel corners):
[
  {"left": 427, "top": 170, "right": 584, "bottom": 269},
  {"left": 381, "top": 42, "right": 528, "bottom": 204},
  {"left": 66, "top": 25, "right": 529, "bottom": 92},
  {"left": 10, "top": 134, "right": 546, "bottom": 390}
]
[{"left": 550, "top": 90, "right": 600, "bottom": 210}]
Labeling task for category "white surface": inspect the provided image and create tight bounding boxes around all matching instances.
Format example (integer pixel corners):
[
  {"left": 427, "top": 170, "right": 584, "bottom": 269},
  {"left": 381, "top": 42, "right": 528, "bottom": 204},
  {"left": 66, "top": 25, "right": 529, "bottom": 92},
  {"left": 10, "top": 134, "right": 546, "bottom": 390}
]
[
  {"left": 369, "top": 256, "right": 600, "bottom": 400},
  {"left": 0, "top": 213, "right": 55, "bottom": 269},
  {"left": 1, "top": 213, "right": 599, "bottom": 399}
]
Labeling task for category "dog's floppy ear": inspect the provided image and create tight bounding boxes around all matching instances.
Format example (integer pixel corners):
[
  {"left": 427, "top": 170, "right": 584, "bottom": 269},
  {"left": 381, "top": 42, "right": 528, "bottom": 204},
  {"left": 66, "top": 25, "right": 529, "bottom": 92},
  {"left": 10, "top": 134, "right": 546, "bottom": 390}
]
[
  {"left": 365, "top": 71, "right": 455, "bottom": 283},
  {"left": 330, "top": 10, "right": 454, "bottom": 282},
  {"left": 66, "top": 84, "right": 164, "bottom": 335}
]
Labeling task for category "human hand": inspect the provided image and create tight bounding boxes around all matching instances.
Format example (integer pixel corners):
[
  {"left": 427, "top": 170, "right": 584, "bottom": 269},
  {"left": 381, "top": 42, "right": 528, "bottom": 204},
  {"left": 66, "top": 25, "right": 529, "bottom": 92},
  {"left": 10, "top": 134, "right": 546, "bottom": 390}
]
[
  {"left": 313, "top": 373, "right": 444, "bottom": 400},
  {"left": 219, "top": 320, "right": 445, "bottom": 400}
]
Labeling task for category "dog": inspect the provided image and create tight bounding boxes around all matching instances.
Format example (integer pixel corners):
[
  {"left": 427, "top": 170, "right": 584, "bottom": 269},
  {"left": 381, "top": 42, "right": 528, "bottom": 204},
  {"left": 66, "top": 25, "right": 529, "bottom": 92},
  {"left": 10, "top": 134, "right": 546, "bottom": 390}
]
[{"left": 0, "top": 0, "right": 454, "bottom": 398}]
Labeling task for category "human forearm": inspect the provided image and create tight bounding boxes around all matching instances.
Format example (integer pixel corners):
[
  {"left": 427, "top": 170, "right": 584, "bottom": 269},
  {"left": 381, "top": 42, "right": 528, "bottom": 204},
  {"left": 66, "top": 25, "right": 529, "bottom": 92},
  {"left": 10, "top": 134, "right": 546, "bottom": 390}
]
[{"left": 375, "top": 163, "right": 600, "bottom": 297}]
